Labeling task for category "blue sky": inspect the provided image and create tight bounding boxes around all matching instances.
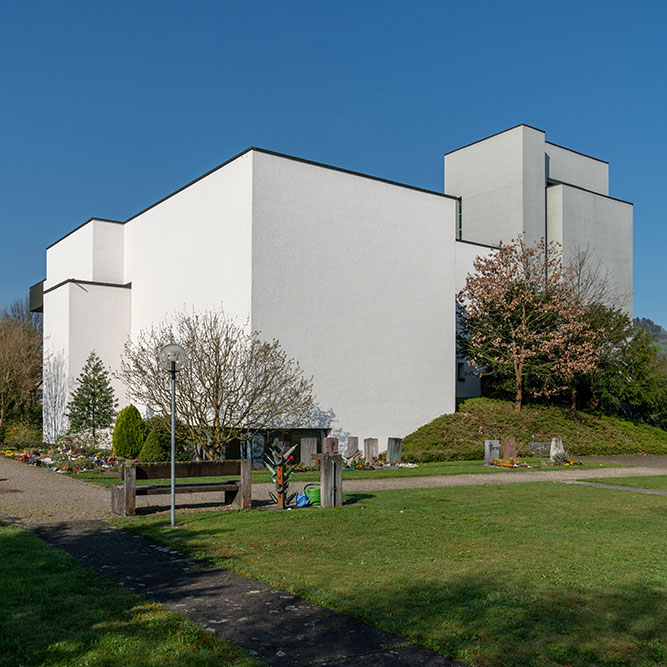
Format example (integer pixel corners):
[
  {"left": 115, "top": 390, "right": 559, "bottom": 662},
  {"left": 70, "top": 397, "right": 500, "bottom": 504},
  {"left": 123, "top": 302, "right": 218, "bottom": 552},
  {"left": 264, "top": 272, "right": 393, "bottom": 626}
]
[{"left": 1, "top": 1, "right": 665, "bottom": 324}]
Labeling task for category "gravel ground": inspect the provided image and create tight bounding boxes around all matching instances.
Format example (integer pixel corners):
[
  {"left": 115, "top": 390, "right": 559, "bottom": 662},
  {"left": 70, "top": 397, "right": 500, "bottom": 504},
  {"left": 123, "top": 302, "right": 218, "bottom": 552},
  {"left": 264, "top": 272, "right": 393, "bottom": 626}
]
[{"left": 1, "top": 455, "right": 665, "bottom": 524}]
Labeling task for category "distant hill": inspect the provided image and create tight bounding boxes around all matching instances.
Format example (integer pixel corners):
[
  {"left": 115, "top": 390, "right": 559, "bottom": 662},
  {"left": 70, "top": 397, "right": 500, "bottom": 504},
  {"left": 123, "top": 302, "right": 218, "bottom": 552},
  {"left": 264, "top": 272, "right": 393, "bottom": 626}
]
[{"left": 634, "top": 316, "right": 667, "bottom": 352}]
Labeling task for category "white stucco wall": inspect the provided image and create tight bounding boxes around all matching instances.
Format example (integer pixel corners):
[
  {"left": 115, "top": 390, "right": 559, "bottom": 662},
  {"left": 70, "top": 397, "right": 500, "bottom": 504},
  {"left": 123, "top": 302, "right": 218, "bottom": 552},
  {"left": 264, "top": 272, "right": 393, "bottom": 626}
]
[
  {"left": 251, "top": 151, "right": 457, "bottom": 447},
  {"left": 92, "top": 220, "right": 125, "bottom": 283},
  {"left": 545, "top": 142, "right": 608, "bottom": 195},
  {"left": 123, "top": 152, "right": 253, "bottom": 339},
  {"left": 42, "top": 282, "right": 131, "bottom": 440},
  {"left": 445, "top": 125, "right": 546, "bottom": 247},
  {"left": 547, "top": 184, "right": 633, "bottom": 313},
  {"left": 45, "top": 223, "right": 94, "bottom": 289}
]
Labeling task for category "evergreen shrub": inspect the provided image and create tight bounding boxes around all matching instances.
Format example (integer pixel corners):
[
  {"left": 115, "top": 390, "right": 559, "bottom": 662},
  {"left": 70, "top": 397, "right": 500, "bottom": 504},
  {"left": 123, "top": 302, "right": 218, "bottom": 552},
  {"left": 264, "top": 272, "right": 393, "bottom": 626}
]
[
  {"left": 112, "top": 405, "right": 147, "bottom": 458},
  {"left": 138, "top": 428, "right": 169, "bottom": 462}
]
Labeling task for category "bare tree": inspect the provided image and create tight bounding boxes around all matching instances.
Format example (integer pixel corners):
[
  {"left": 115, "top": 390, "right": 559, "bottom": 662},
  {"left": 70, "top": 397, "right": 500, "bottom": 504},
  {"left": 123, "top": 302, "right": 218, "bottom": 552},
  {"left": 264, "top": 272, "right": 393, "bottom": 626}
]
[
  {"left": 564, "top": 245, "right": 629, "bottom": 309},
  {"left": 42, "top": 349, "right": 70, "bottom": 443},
  {"left": 0, "top": 313, "right": 42, "bottom": 428},
  {"left": 1, "top": 296, "right": 42, "bottom": 333},
  {"left": 119, "top": 307, "right": 317, "bottom": 459}
]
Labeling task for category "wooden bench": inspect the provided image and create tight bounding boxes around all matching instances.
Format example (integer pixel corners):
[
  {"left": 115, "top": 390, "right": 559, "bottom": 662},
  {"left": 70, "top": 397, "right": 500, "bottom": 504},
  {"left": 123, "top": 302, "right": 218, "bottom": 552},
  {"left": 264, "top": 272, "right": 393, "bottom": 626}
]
[{"left": 111, "top": 460, "right": 251, "bottom": 516}]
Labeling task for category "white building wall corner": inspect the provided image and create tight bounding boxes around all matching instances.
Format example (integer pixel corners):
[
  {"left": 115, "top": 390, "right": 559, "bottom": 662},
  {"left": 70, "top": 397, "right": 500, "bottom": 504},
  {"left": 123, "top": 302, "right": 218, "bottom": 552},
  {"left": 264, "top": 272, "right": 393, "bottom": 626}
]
[{"left": 251, "top": 151, "right": 457, "bottom": 449}]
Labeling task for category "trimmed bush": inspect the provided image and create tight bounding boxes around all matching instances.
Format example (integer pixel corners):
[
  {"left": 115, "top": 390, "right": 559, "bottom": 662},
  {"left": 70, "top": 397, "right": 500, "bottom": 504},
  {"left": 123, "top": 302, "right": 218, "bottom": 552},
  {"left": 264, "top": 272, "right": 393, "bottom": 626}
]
[
  {"left": 403, "top": 398, "right": 667, "bottom": 462},
  {"left": 112, "top": 405, "right": 147, "bottom": 458},
  {"left": 138, "top": 428, "right": 169, "bottom": 462},
  {"left": 144, "top": 416, "right": 192, "bottom": 461}
]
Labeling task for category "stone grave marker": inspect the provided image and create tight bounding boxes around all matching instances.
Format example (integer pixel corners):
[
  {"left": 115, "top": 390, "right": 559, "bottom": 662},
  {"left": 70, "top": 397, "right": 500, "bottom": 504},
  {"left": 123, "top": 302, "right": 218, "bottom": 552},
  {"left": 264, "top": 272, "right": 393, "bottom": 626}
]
[
  {"left": 550, "top": 437, "right": 566, "bottom": 462},
  {"left": 387, "top": 437, "right": 402, "bottom": 463},
  {"left": 344, "top": 436, "right": 359, "bottom": 458},
  {"left": 484, "top": 439, "right": 500, "bottom": 465},
  {"left": 322, "top": 437, "right": 339, "bottom": 455},
  {"left": 300, "top": 437, "right": 317, "bottom": 466},
  {"left": 363, "top": 437, "right": 379, "bottom": 461},
  {"left": 501, "top": 436, "right": 517, "bottom": 460}
]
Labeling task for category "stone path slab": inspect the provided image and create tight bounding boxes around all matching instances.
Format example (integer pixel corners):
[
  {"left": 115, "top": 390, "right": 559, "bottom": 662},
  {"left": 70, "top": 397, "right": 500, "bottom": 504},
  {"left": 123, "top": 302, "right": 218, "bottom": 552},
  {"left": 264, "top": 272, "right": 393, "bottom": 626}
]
[
  {"left": 26, "top": 520, "right": 458, "bottom": 667},
  {"left": 563, "top": 480, "right": 667, "bottom": 496}
]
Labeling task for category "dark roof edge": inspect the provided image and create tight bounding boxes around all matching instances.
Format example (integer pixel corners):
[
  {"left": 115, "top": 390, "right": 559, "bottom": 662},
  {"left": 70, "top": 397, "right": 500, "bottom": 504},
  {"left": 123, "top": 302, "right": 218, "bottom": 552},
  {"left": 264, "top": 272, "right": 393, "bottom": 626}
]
[
  {"left": 48, "top": 146, "right": 458, "bottom": 248},
  {"left": 547, "top": 180, "right": 633, "bottom": 206},
  {"left": 124, "top": 146, "right": 456, "bottom": 224},
  {"left": 43, "top": 278, "right": 132, "bottom": 296},
  {"left": 252, "top": 147, "right": 457, "bottom": 200},
  {"left": 444, "top": 124, "right": 545, "bottom": 157},
  {"left": 125, "top": 147, "right": 254, "bottom": 223},
  {"left": 455, "top": 238, "right": 499, "bottom": 250},
  {"left": 545, "top": 141, "right": 608, "bottom": 164},
  {"left": 46, "top": 217, "right": 124, "bottom": 250}
]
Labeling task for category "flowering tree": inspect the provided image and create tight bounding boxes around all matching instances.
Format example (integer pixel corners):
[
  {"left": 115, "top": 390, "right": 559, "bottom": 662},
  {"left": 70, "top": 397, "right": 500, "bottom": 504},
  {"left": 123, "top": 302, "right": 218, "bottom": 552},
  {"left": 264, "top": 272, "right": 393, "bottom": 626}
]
[
  {"left": 119, "top": 307, "right": 317, "bottom": 460},
  {"left": 457, "top": 237, "right": 598, "bottom": 410}
]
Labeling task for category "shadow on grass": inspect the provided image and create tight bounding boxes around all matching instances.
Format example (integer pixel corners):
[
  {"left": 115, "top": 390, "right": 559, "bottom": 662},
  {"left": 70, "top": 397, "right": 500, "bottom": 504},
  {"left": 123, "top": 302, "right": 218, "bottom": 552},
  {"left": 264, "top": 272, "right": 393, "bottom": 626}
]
[
  {"left": 21, "top": 523, "right": 667, "bottom": 665},
  {"left": 343, "top": 492, "right": 376, "bottom": 505},
  {"left": 333, "top": 576, "right": 667, "bottom": 665}
]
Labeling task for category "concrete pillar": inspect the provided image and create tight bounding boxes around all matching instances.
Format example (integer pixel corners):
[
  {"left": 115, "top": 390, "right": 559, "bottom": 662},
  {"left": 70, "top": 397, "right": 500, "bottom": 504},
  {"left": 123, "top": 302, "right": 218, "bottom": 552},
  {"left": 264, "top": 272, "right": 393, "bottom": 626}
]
[
  {"left": 363, "top": 438, "right": 379, "bottom": 461},
  {"left": 387, "top": 438, "right": 402, "bottom": 463},
  {"left": 300, "top": 438, "right": 317, "bottom": 465},
  {"left": 322, "top": 437, "right": 339, "bottom": 455},
  {"left": 320, "top": 453, "right": 343, "bottom": 507},
  {"left": 344, "top": 436, "right": 359, "bottom": 458},
  {"left": 484, "top": 439, "right": 500, "bottom": 465}
]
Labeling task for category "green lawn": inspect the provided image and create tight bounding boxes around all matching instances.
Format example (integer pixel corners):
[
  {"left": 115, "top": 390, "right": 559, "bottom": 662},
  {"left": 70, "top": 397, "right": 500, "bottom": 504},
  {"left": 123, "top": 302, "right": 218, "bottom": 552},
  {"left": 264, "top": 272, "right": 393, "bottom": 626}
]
[
  {"left": 585, "top": 474, "right": 667, "bottom": 491},
  {"left": 116, "top": 483, "right": 667, "bottom": 666},
  {"left": 0, "top": 522, "right": 262, "bottom": 666},
  {"left": 67, "top": 458, "right": 620, "bottom": 488}
]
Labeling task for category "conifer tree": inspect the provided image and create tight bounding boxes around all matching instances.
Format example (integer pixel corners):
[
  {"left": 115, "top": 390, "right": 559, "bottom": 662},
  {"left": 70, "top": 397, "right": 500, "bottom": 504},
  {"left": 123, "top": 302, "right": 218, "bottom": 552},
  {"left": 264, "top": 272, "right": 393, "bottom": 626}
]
[
  {"left": 138, "top": 427, "right": 169, "bottom": 462},
  {"left": 66, "top": 351, "right": 117, "bottom": 445},
  {"left": 113, "top": 404, "right": 147, "bottom": 457}
]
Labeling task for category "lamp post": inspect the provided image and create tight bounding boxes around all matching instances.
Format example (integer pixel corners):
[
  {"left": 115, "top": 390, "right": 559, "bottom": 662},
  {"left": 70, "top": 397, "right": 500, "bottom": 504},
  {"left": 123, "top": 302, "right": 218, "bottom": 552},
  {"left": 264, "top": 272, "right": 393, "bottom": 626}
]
[{"left": 158, "top": 343, "right": 189, "bottom": 527}]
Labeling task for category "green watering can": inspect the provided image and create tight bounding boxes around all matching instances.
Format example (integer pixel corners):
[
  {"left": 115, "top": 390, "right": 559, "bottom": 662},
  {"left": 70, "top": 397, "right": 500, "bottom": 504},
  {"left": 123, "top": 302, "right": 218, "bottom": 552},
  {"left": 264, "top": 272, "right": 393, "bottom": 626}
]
[{"left": 304, "top": 483, "right": 321, "bottom": 506}]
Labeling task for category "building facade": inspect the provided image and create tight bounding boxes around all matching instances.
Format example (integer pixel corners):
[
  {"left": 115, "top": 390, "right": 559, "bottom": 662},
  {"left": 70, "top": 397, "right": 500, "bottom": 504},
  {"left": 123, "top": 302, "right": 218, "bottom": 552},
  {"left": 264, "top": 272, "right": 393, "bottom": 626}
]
[{"left": 31, "top": 125, "right": 633, "bottom": 446}]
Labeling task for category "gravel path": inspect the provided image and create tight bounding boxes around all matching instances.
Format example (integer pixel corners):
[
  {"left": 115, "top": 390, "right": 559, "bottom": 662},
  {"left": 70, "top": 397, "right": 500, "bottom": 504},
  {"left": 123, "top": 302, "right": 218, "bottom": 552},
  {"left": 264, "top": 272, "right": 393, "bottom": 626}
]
[
  {"left": 1, "top": 456, "right": 665, "bottom": 524},
  {"left": 0, "top": 457, "right": 114, "bottom": 524}
]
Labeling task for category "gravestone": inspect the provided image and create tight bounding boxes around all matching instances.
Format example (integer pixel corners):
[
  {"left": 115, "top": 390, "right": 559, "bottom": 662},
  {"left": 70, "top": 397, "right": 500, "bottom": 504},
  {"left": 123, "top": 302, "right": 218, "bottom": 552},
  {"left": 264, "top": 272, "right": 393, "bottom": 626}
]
[
  {"left": 387, "top": 438, "right": 402, "bottom": 463},
  {"left": 363, "top": 438, "right": 379, "bottom": 461},
  {"left": 300, "top": 437, "right": 317, "bottom": 465},
  {"left": 550, "top": 437, "right": 566, "bottom": 462},
  {"left": 249, "top": 434, "right": 265, "bottom": 468},
  {"left": 322, "top": 437, "right": 339, "bottom": 455},
  {"left": 484, "top": 439, "right": 500, "bottom": 465},
  {"left": 501, "top": 436, "right": 517, "bottom": 460},
  {"left": 344, "top": 436, "right": 359, "bottom": 458}
]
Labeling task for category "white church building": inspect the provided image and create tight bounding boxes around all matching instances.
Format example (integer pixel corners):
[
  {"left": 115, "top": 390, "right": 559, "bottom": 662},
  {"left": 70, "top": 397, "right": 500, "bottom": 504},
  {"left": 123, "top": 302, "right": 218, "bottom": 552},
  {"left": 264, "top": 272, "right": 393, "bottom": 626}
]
[{"left": 31, "top": 124, "right": 633, "bottom": 446}]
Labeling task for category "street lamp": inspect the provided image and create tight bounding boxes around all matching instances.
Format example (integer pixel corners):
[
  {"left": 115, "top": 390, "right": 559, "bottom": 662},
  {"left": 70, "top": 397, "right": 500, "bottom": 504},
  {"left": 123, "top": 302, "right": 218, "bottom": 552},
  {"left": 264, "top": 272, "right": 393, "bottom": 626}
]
[{"left": 158, "top": 343, "right": 189, "bottom": 527}]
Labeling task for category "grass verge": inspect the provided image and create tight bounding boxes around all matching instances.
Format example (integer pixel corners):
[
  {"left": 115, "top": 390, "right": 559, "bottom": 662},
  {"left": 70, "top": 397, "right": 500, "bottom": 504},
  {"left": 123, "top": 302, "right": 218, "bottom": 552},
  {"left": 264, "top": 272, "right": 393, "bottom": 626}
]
[
  {"left": 0, "top": 522, "right": 262, "bottom": 666},
  {"left": 116, "top": 483, "right": 667, "bottom": 666},
  {"left": 65, "top": 458, "right": 621, "bottom": 488}
]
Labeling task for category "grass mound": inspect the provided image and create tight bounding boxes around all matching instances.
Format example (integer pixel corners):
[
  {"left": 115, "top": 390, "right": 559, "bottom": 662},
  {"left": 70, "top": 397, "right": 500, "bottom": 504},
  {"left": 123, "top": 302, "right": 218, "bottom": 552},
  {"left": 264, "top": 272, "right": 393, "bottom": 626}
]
[{"left": 403, "top": 398, "right": 667, "bottom": 462}]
